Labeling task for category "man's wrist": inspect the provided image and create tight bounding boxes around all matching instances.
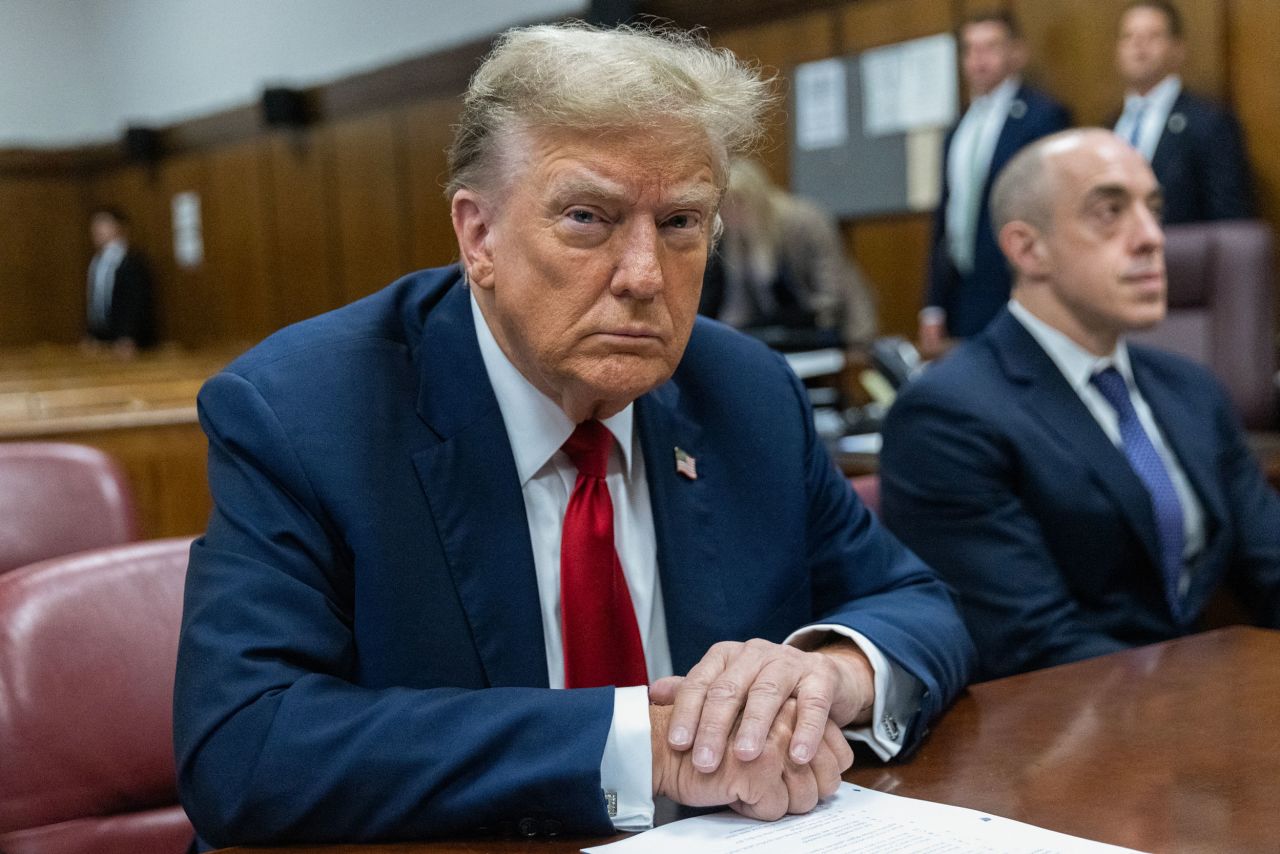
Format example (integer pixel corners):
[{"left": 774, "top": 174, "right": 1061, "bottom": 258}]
[
  {"left": 817, "top": 641, "right": 875, "bottom": 726},
  {"left": 649, "top": 703, "right": 671, "bottom": 799}
]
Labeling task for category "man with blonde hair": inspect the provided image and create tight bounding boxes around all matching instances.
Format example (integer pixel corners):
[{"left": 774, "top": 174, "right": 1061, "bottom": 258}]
[{"left": 175, "top": 22, "right": 971, "bottom": 848}]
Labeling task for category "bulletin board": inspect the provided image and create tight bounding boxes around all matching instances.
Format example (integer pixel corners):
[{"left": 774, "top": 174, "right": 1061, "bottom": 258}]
[{"left": 790, "top": 34, "right": 958, "bottom": 219}]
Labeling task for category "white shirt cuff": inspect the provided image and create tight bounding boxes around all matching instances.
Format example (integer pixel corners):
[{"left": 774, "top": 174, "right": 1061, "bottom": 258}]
[
  {"left": 784, "top": 623, "right": 924, "bottom": 761},
  {"left": 600, "top": 684, "right": 655, "bottom": 830}
]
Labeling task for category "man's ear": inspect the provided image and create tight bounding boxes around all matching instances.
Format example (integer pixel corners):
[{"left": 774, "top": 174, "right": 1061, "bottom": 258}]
[
  {"left": 451, "top": 189, "right": 496, "bottom": 289},
  {"left": 999, "top": 220, "right": 1049, "bottom": 281}
]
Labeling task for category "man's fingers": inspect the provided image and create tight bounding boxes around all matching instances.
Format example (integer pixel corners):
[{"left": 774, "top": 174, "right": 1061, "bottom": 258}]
[
  {"left": 690, "top": 642, "right": 786, "bottom": 771},
  {"left": 648, "top": 675, "right": 683, "bottom": 705},
  {"left": 730, "top": 660, "right": 800, "bottom": 762},
  {"left": 666, "top": 644, "right": 735, "bottom": 752},
  {"left": 786, "top": 668, "right": 838, "bottom": 764}
]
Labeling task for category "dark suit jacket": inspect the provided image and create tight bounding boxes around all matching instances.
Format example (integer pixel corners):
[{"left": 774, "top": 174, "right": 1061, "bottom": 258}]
[
  {"left": 88, "top": 250, "right": 155, "bottom": 346},
  {"left": 880, "top": 308, "right": 1280, "bottom": 681},
  {"left": 173, "top": 266, "right": 973, "bottom": 848},
  {"left": 927, "top": 85, "right": 1070, "bottom": 338},
  {"left": 1144, "top": 89, "right": 1254, "bottom": 225}
]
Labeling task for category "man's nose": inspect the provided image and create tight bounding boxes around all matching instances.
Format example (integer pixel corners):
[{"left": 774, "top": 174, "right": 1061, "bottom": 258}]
[{"left": 611, "top": 221, "right": 664, "bottom": 299}]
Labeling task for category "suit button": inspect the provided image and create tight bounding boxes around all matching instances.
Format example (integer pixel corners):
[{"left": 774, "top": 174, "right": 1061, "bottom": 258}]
[
  {"left": 543, "top": 819, "right": 562, "bottom": 836},
  {"left": 518, "top": 817, "right": 539, "bottom": 837}
]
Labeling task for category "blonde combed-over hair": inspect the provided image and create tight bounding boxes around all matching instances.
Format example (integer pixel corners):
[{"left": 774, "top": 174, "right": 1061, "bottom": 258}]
[{"left": 445, "top": 21, "right": 775, "bottom": 199}]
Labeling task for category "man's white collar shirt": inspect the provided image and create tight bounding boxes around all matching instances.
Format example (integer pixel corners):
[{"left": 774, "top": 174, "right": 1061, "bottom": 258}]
[
  {"left": 1115, "top": 74, "right": 1182, "bottom": 161},
  {"left": 469, "top": 288, "right": 915, "bottom": 829},
  {"left": 1007, "top": 299, "right": 1205, "bottom": 582},
  {"left": 88, "top": 239, "right": 126, "bottom": 328},
  {"left": 946, "top": 75, "right": 1020, "bottom": 273}
]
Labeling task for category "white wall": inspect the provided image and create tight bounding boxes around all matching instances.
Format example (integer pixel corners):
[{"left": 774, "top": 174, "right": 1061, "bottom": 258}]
[{"left": 0, "top": 0, "right": 587, "bottom": 147}]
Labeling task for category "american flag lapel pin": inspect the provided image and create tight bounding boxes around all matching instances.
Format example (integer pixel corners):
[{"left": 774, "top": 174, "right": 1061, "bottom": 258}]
[{"left": 674, "top": 447, "right": 697, "bottom": 480}]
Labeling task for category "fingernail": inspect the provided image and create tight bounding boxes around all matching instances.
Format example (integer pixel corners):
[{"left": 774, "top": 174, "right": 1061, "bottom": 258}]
[
  {"left": 735, "top": 736, "right": 757, "bottom": 755},
  {"left": 670, "top": 726, "right": 690, "bottom": 746},
  {"left": 694, "top": 747, "right": 714, "bottom": 768},
  {"left": 792, "top": 744, "right": 811, "bottom": 762}
]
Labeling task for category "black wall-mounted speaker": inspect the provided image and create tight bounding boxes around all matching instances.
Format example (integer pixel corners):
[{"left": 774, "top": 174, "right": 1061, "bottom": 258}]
[
  {"left": 122, "top": 126, "right": 162, "bottom": 163},
  {"left": 261, "top": 87, "right": 311, "bottom": 127}
]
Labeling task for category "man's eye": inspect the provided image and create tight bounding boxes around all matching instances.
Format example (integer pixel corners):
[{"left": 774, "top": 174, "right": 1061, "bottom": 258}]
[
  {"left": 665, "top": 214, "right": 697, "bottom": 230},
  {"left": 568, "top": 209, "right": 599, "bottom": 224}
]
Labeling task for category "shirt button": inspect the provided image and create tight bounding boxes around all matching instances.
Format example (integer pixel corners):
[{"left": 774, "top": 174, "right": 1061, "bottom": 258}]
[{"left": 518, "top": 817, "right": 539, "bottom": 837}]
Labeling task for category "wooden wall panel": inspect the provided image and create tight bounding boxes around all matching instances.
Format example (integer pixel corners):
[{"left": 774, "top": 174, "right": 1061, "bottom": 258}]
[
  {"left": 837, "top": 0, "right": 953, "bottom": 51},
  {"left": 263, "top": 129, "right": 344, "bottom": 329},
  {"left": 328, "top": 110, "right": 412, "bottom": 304},
  {"left": 204, "top": 140, "right": 273, "bottom": 342},
  {"left": 1228, "top": 0, "right": 1280, "bottom": 329},
  {"left": 153, "top": 154, "right": 213, "bottom": 346},
  {"left": 0, "top": 176, "right": 86, "bottom": 345},
  {"left": 713, "top": 11, "right": 840, "bottom": 186},
  {"left": 403, "top": 97, "right": 463, "bottom": 271}
]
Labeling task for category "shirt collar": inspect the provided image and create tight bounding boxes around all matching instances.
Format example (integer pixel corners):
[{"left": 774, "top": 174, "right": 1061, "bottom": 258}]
[
  {"left": 972, "top": 75, "right": 1020, "bottom": 113},
  {"left": 99, "top": 239, "right": 126, "bottom": 260},
  {"left": 469, "top": 288, "right": 635, "bottom": 486},
  {"left": 1007, "top": 299, "right": 1136, "bottom": 393},
  {"left": 1126, "top": 74, "right": 1181, "bottom": 111}
]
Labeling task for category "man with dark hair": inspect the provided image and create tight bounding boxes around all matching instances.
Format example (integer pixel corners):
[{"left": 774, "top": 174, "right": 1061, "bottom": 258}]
[
  {"left": 883, "top": 129, "right": 1280, "bottom": 682},
  {"left": 85, "top": 207, "right": 155, "bottom": 352},
  {"left": 1113, "top": 0, "right": 1253, "bottom": 223},
  {"left": 921, "top": 11, "right": 1069, "bottom": 351}
]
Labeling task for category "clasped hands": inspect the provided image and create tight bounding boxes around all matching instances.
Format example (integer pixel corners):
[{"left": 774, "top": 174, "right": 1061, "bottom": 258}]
[{"left": 648, "top": 638, "right": 874, "bottom": 820}]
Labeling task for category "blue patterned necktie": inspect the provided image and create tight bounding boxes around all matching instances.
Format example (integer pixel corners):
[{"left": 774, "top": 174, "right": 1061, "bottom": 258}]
[{"left": 1091, "top": 367, "right": 1186, "bottom": 620}]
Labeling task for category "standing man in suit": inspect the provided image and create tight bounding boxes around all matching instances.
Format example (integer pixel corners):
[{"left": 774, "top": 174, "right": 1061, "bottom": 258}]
[
  {"left": 85, "top": 207, "right": 155, "bottom": 353},
  {"left": 882, "top": 128, "right": 1280, "bottom": 682},
  {"left": 173, "top": 23, "right": 973, "bottom": 849},
  {"left": 922, "top": 12, "right": 1070, "bottom": 352},
  {"left": 1113, "top": 0, "right": 1254, "bottom": 224}
]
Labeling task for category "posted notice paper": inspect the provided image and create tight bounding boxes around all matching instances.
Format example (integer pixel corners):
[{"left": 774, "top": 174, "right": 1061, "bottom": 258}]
[{"left": 582, "top": 783, "right": 1144, "bottom": 854}]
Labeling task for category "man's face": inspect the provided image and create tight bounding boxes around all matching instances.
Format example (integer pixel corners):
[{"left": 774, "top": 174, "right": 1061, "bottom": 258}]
[
  {"left": 1117, "top": 6, "right": 1181, "bottom": 92},
  {"left": 90, "top": 214, "right": 122, "bottom": 249},
  {"left": 458, "top": 126, "right": 719, "bottom": 420},
  {"left": 961, "top": 21, "right": 1017, "bottom": 97},
  {"left": 1037, "top": 135, "right": 1167, "bottom": 340}
]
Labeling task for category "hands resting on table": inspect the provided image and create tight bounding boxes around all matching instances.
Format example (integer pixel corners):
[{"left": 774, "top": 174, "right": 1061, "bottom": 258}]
[{"left": 647, "top": 638, "right": 875, "bottom": 820}]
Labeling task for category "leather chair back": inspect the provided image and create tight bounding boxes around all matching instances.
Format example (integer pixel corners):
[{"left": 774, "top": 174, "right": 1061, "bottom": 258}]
[
  {"left": 0, "top": 442, "right": 139, "bottom": 575},
  {"left": 0, "top": 538, "right": 195, "bottom": 854},
  {"left": 1131, "top": 220, "right": 1277, "bottom": 428}
]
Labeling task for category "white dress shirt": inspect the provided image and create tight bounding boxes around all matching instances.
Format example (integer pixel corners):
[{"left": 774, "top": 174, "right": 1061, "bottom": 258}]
[
  {"left": 1008, "top": 300, "right": 1206, "bottom": 591},
  {"left": 87, "top": 239, "right": 126, "bottom": 329},
  {"left": 469, "top": 290, "right": 917, "bottom": 829},
  {"left": 1114, "top": 74, "right": 1182, "bottom": 162},
  {"left": 946, "top": 75, "right": 1020, "bottom": 274}
]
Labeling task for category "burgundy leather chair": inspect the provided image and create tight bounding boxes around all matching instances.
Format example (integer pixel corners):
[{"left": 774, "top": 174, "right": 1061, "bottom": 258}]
[
  {"left": 1130, "top": 219, "right": 1277, "bottom": 429},
  {"left": 0, "top": 442, "right": 140, "bottom": 575},
  {"left": 850, "top": 473, "right": 880, "bottom": 516},
  {"left": 0, "top": 538, "right": 195, "bottom": 854}
]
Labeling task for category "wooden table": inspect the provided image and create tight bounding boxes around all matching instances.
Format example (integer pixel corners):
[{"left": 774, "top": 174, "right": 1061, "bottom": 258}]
[{"left": 220, "top": 626, "right": 1280, "bottom": 853}]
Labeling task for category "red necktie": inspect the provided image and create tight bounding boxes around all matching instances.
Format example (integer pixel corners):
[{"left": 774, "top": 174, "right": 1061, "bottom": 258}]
[{"left": 559, "top": 420, "right": 649, "bottom": 689}]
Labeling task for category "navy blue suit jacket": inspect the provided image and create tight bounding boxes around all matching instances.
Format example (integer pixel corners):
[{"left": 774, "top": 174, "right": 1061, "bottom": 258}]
[
  {"left": 880, "top": 308, "right": 1280, "bottom": 681},
  {"left": 927, "top": 85, "right": 1070, "bottom": 337},
  {"left": 174, "top": 266, "right": 973, "bottom": 847},
  {"left": 1145, "top": 89, "right": 1254, "bottom": 225}
]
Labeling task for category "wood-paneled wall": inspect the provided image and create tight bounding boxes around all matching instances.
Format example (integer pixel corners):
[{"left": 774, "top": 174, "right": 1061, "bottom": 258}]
[{"left": 1, "top": 0, "right": 1276, "bottom": 347}]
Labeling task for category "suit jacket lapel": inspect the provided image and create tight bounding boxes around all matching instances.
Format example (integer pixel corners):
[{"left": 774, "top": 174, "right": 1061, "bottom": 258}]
[
  {"left": 636, "top": 381, "right": 724, "bottom": 675},
  {"left": 411, "top": 277, "right": 548, "bottom": 688},
  {"left": 987, "top": 311, "right": 1165, "bottom": 571},
  {"left": 1151, "top": 91, "right": 1189, "bottom": 175},
  {"left": 1130, "top": 353, "right": 1228, "bottom": 564}
]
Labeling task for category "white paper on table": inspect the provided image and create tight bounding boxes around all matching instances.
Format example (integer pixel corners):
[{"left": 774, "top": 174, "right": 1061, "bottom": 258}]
[
  {"left": 861, "top": 34, "right": 958, "bottom": 137},
  {"left": 582, "top": 783, "right": 1146, "bottom": 854},
  {"left": 794, "top": 59, "right": 849, "bottom": 151}
]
